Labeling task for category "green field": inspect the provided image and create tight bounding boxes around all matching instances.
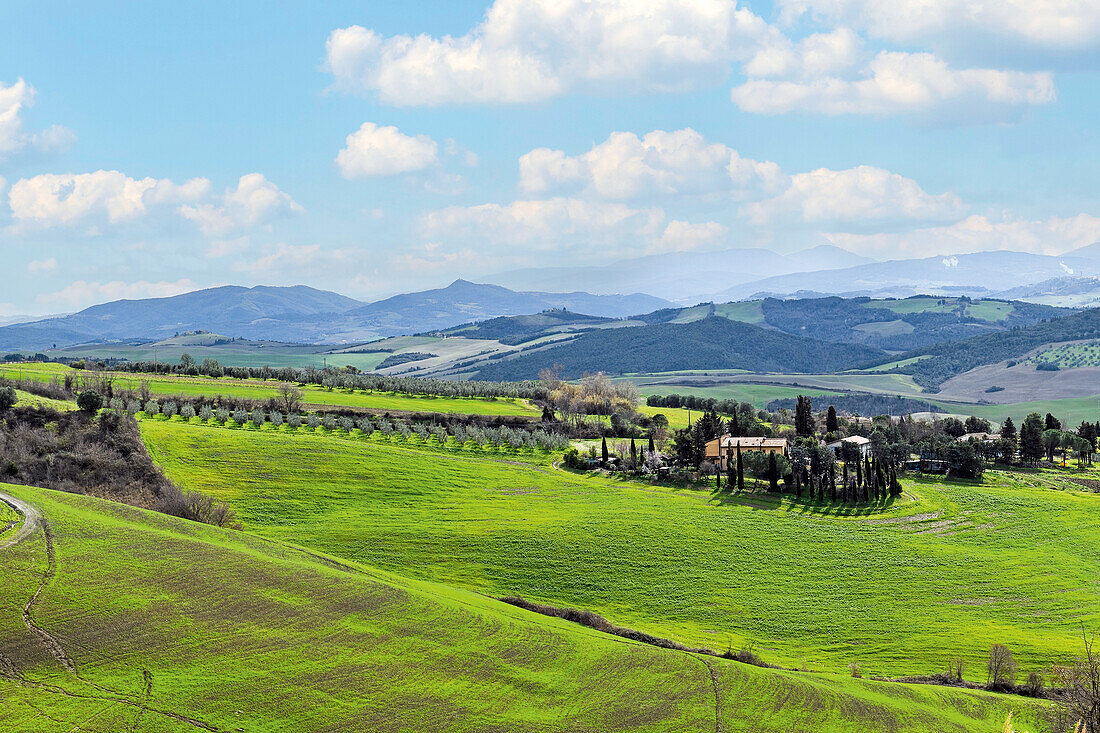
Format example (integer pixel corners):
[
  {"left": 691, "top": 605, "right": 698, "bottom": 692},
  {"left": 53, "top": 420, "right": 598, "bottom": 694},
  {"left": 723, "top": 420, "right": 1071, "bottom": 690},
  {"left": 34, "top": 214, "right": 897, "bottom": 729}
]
[
  {"left": 623, "top": 380, "right": 844, "bottom": 408},
  {"left": 12, "top": 389, "right": 76, "bottom": 411},
  {"left": 930, "top": 395, "right": 1100, "bottom": 426},
  {"left": 0, "top": 484, "right": 1047, "bottom": 731},
  {"left": 35, "top": 341, "right": 393, "bottom": 370},
  {"left": 869, "top": 297, "right": 1013, "bottom": 321},
  {"left": 140, "top": 418, "right": 1100, "bottom": 683},
  {"left": 0, "top": 362, "right": 539, "bottom": 417}
]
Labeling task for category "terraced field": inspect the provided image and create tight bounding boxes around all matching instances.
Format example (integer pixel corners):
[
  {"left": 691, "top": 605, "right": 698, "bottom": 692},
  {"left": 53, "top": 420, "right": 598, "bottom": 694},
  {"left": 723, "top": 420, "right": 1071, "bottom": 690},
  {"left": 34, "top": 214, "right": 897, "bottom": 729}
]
[
  {"left": 0, "top": 362, "right": 539, "bottom": 417},
  {"left": 141, "top": 417, "right": 1100, "bottom": 682},
  {"left": 0, "top": 485, "right": 1047, "bottom": 732}
]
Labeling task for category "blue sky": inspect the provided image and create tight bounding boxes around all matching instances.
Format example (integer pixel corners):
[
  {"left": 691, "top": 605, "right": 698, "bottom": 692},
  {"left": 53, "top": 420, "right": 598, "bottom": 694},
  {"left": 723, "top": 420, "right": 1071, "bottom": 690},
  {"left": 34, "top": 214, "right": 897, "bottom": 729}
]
[{"left": 2, "top": 0, "right": 1099, "bottom": 314}]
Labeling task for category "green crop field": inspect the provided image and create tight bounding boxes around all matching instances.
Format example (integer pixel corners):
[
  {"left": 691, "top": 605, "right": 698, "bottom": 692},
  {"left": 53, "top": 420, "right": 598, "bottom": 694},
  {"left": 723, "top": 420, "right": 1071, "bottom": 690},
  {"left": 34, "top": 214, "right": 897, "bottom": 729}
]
[
  {"left": 12, "top": 389, "right": 75, "bottom": 411},
  {"left": 140, "top": 417, "right": 1100, "bottom": 686},
  {"left": 930, "top": 395, "right": 1100, "bottom": 426},
  {"left": 0, "top": 484, "right": 1046, "bottom": 732},
  {"left": 34, "top": 341, "right": 394, "bottom": 370},
  {"left": 621, "top": 380, "right": 844, "bottom": 408},
  {"left": 0, "top": 362, "right": 539, "bottom": 417}
]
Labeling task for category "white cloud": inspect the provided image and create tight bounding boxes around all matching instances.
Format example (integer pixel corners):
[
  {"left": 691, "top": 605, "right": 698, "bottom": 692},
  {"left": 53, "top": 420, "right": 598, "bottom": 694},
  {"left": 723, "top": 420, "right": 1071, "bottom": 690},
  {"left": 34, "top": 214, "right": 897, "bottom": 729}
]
[
  {"left": 651, "top": 220, "right": 728, "bottom": 253},
  {"left": 178, "top": 173, "right": 302, "bottom": 236},
  {"left": 336, "top": 122, "right": 439, "bottom": 178},
  {"left": 325, "top": 0, "right": 777, "bottom": 105},
  {"left": 744, "top": 27, "right": 862, "bottom": 80},
  {"left": 825, "top": 213, "right": 1100, "bottom": 258},
  {"left": 27, "top": 257, "right": 57, "bottom": 273},
  {"left": 0, "top": 78, "right": 74, "bottom": 158},
  {"left": 519, "top": 128, "right": 787, "bottom": 200},
  {"left": 205, "top": 236, "right": 250, "bottom": 259},
  {"left": 36, "top": 279, "right": 200, "bottom": 310},
  {"left": 747, "top": 165, "right": 964, "bottom": 225},
  {"left": 420, "top": 197, "right": 665, "bottom": 254},
  {"left": 732, "top": 50, "right": 1055, "bottom": 121},
  {"left": 8, "top": 170, "right": 210, "bottom": 229},
  {"left": 778, "top": 0, "right": 1100, "bottom": 54}
]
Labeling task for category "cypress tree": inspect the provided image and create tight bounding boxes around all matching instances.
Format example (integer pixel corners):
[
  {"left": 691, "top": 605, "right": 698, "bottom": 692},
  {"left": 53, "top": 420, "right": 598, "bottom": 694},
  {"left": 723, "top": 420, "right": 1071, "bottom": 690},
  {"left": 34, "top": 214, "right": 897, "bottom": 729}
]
[
  {"left": 736, "top": 446, "right": 745, "bottom": 492},
  {"left": 648, "top": 434, "right": 655, "bottom": 454},
  {"left": 828, "top": 462, "right": 836, "bottom": 502},
  {"left": 729, "top": 410, "right": 739, "bottom": 437},
  {"left": 601, "top": 437, "right": 609, "bottom": 464},
  {"left": 768, "top": 451, "right": 778, "bottom": 493},
  {"left": 630, "top": 438, "right": 637, "bottom": 461},
  {"left": 726, "top": 448, "right": 735, "bottom": 492},
  {"left": 855, "top": 457, "right": 863, "bottom": 491},
  {"left": 826, "top": 405, "right": 839, "bottom": 433},
  {"left": 715, "top": 467, "right": 721, "bottom": 492}
]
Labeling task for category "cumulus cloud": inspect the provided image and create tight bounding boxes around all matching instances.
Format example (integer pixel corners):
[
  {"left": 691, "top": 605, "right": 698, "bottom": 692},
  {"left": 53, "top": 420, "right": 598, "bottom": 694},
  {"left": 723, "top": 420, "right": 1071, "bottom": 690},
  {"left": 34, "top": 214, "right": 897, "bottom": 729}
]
[
  {"left": 732, "top": 50, "right": 1055, "bottom": 121},
  {"left": 519, "top": 128, "right": 787, "bottom": 200},
  {"left": 336, "top": 122, "right": 439, "bottom": 178},
  {"left": 746, "top": 165, "right": 964, "bottom": 225},
  {"left": 27, "top": 257, "right": 57, "bottom": 273},
  {"left": 8, "top": 171, "right": 210, "bottom": 229},
  {"left": 651, "top": 220, "right": 728, "bottom": 253},
  {"left": 420, "top": 197, "right": 665, "bottom": 254},
  {"left": 325, "top": 0, "right": 777, "bottom": 105},
  {"left": 177, "top": 174, "right": 302, "bottom": 236},
  {"left": 0, "top": 78, "right": 74, "bottom": 159},
  {"left": 36, "top": 279, "right": 200, "bottom": 310},
  {"left": 777, "top": 0, "right": 1100, "bottom": 56},
  {"left": 824, "top": 213, "right": 1100, "bottom": 258}
]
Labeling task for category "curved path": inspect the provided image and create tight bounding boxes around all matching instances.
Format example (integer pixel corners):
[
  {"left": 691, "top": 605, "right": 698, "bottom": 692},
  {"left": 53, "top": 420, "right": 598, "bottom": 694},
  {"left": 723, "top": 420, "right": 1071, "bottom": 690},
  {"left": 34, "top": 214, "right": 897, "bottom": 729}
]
[{"left": 0, "top": 491, "right": 41, "bottom": 550}]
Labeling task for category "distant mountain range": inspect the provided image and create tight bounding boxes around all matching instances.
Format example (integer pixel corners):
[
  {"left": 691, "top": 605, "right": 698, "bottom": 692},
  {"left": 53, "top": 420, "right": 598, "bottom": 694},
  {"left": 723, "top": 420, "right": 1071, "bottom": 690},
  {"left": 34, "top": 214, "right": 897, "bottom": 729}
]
[
  {"left": 705, "top": 251, "right": 1100, "bottom": 302},
  {"left": 0, "top": 281, "right": 672, "bottom": 351},
  {"left": 483, "top": 245, "right": 875, "bottom": 303}
]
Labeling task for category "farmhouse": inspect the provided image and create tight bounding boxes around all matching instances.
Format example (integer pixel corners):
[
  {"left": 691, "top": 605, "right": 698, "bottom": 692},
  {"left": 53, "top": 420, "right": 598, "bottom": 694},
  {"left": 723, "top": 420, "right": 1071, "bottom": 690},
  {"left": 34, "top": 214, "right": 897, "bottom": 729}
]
[
  {"left": 957, "top": 432, "right": 997, "bottom": 443},
  {"left": 825, "top": 435, "right": 872, "bottom": 457},
  {"left": 705, "top": 435, "right": 789, "bottom": 470}
]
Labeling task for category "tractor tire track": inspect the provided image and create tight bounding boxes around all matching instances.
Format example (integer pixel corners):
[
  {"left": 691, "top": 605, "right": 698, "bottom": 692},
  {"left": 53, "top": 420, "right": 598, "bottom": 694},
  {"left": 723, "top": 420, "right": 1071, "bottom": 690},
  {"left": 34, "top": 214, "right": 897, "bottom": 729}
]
[
  {"left": 0, "top": 492, "right": 224, "bottom": 732},
  {"left": 696, "top": 656, "right": 724, "bottom": 733}
]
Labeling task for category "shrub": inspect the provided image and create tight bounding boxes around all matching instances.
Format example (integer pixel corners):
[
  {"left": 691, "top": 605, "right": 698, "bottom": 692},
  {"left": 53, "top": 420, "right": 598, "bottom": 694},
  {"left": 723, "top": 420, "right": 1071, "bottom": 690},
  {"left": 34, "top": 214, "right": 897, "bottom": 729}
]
[
  {"left": 269, "top": 411, "right": 283, "bottom": 427},
  {"left": 251, "top": 409, "right": 265, "bottom": 427},
  {"left": 77, "top": 390, "right": 104, "bottom": 414},
  {"left": 232, "top": 409, "right": 248, "bottom": 425},
  {"left": 180, "top": 404, "right": 196, "bottom": 419},
  {"left": 563, "top": 448, "right": 586, "bottom": 469},
  {"left": 287, "top": 413, "right": 302, "bottom": 428},
  {"left": 127, "top": 400, "right": 141, "bottom": 414},
  {"left": 215, "top": 408, "right": 230, "bottom": 424},
  {"left": 338, "top": 416, "right": 354, "bottom": 432},
  {"left": 144, "top": 399, "right": 160, "bottom": 415},
  {"left": 0, "top": 386, "right": 17, "bottom": 411},
  {"left": 305, "top": 415, "right": 320, "bottom": 429},
  {"left": 108, "top": 397, "right": 124, "bottom": 412},
  {"left": 321, "top": 414, "right": 336, "bottom": 430},
  {"left": 161, "top": 401, "right": 178, "bottom": 418},
  {"left": 199, "top": 405, "right": 214, "bottom": 421}
]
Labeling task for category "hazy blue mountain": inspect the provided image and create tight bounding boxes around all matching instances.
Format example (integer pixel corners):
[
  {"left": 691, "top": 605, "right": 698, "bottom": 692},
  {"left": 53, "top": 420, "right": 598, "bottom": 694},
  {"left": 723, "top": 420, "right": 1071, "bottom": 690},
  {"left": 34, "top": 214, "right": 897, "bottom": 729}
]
[
  {"left": 707, "top": 251, "right": 1100, "bottom": 302},
  {"left": 0, "top": 281, "right": 673, "bottom": 350},
  {"left": 483, "top": 245, "right": 871, "bottom": 303}
]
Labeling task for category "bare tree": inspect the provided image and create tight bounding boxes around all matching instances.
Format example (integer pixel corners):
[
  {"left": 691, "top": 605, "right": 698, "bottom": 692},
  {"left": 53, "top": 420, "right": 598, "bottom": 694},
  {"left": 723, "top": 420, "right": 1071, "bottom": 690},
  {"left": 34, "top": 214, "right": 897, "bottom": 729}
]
[
  {"left": 1054, "top": 632, "right": 1100, "bottom": 733},
  {"left": 277, "top": 383, "right": 303, "bottom": 414},
  {"left": 987, "top": 643, "right": 1018, "bottom": 688}
]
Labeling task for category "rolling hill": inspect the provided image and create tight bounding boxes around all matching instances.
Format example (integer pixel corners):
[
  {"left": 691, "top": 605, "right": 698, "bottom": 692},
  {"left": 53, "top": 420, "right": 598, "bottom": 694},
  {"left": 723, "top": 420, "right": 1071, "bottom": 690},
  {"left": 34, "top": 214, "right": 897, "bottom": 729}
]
[
  {"left": 0, "top": 483, "right": 1046, "bottom": 731},
  {"left": 897, "top": 306, "right": 1100, "bottom": 388},
  {"left": 473, "top": 316, "right": 885, "bottom": 380}
]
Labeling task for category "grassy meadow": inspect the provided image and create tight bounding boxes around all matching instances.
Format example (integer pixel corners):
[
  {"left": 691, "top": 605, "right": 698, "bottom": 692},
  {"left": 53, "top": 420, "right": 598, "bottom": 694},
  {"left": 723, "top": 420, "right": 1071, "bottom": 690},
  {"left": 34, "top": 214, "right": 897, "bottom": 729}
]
[
  {"left": 140, "top": 417, "right": 1100, "bottom": 682},
  {"left": 0, "top": 362, "right": 539, "bottom": 417},
  {"left": 0, "top": 483, "right": 1047, "bottom": 732}
]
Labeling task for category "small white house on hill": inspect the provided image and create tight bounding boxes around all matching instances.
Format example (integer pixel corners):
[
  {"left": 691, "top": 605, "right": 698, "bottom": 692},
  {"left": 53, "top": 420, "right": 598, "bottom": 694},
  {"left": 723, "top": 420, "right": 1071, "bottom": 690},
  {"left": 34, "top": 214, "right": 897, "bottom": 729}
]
[{"left": 825, "top": 435, "right": 871, "bottom": 457}]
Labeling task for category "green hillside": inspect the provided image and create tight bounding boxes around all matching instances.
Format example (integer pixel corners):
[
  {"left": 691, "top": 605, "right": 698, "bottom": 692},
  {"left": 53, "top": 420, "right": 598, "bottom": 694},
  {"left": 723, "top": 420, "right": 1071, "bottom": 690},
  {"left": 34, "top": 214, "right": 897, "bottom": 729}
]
[
  {"left": 900, "top": 307, "right": 1100, "bottom": 388},
  {"left": 140, "top": 417, "right": 1100, "bottom": 681},
  {"left": 634, "top": 296, "right": 1067, "bottom": 351},
  {"left": 0, "top": 484, "right": 1046, "bottom": 731},
  {"left": 474, "top": 317, "right": 885, "bottom": 380}
]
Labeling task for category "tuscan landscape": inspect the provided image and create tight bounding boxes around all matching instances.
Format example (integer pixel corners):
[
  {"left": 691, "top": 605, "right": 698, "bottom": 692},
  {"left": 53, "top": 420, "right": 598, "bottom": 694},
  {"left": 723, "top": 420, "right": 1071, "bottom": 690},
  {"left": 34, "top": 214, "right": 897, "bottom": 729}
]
[{"left": 3, "top": 2, "right": 1100, "bottom": 732}]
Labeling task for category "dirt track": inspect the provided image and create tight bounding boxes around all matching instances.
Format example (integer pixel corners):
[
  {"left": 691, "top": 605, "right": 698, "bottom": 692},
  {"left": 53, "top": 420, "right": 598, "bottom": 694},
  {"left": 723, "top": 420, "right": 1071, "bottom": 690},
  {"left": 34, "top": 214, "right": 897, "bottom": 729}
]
[{"left": 0, "top": 491, "right": 41, "bottom": 549}]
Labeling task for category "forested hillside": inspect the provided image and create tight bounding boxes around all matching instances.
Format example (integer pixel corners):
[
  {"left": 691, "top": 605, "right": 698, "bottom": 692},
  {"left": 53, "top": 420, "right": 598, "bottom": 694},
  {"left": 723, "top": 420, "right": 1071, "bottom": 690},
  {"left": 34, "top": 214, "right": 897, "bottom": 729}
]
[
  {"left": 474, "top": 316, "right": 884, "bottom": 380},
  {"left": 635, "top": 296, "right": 1069, "bottom": 350},
  {"left": 899, "top": 307, "right": 1100, "bottom": 388}
]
